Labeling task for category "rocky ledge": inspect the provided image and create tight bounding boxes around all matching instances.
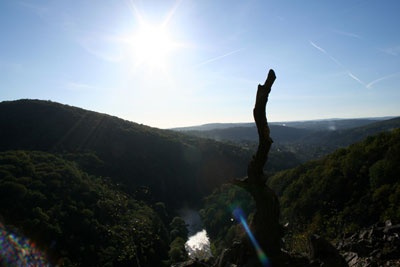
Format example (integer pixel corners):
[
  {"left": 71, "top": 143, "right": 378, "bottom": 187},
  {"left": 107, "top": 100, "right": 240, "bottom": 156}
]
[{"left": 336, "top": 220, "right": 400, "bottom": 267}]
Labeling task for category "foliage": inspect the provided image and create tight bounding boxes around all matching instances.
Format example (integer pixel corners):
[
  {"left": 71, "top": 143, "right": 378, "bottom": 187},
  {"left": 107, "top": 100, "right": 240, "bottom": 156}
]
[
  {"left": 169, "top": 216, "right": 189, "bottom": 241},
  {"left": 1, "top": 99, "right": 399, "bottom": 263},
  {"left": 199, "top": 184, "right": 254, "bottom": 254},
  {"left": 175, "top": 117, "right": 400, "bottom": 164},
  {"left": 0, "top": 99, "right": 251, "bottom": 208},
  {"left": 0, "top": 150, "right": 169, "bottom": 266},
  {"left": 198, "top": 129, "right": 400, "bottom": 255},
  {"left": 267, "top": 129, "right": 400, "bottom": 250},
  {"left": 168, "top": 237, "right": 187, "bottom": 263}
]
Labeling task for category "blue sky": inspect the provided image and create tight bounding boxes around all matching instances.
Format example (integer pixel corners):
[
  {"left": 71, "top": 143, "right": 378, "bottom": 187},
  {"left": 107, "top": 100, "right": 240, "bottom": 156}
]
[{"left": 1, "top": 0, "right": 399, "bottom": 128}]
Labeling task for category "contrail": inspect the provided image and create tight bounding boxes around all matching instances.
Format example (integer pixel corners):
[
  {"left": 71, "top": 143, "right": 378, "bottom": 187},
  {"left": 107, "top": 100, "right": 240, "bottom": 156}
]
[
  {"left": 310, "top": 40, "right": 400, "bottom": 89},
  {"left": 195, "top": 48, "right": 244, "bottom": 68},
  {"left": 366, "top": 72, "right": 400, "bottom": 89},
  {"left": 381, "top": 45, "right": 400, "bottom": 56},
  {"left": 126, "top": 0, "right": 143, "bottom": 24},
  {"left": 309, "top": 40, "right": 326, "bottom": 54},
  {"left": 310, "top": 40, "right": 367, "bottom": 86},
  {"left": 309, "top": 40, "right": 343, "bottom": 68},
  {"left": 333, "top": 30, "right": 361, "bottom": 39},
  {"left": 162, "top": 0, "right": 182, "bottom": 27},
  {"left": 348, "top": 72, "right": 365, "bottom": 86}
]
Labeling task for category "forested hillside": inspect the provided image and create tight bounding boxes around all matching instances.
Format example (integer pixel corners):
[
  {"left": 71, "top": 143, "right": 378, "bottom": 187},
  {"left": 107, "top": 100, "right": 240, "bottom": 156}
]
[
  {"left": 1, "top": 99, "right": 399, "bottom": 265},
  {"left": 270, "top": 128, "right": 400, "bottom": 241},
  {"left": 0, "top": 150, "right": 171, "bottom": 266},
  {"left": 0, "top": 99, "right": 253, "bottom": 207},
  {"left": 0, "top": 99, "right": 256, "bottom": 266},
  {"left": 176, "top": 117, "right": 400, "bottom": 163},
  {"left": 173, "top": 124, "right": 312, "bottom": 144},
  {"left": 200, "top": 128, "right": 400, "bottom": 254}
]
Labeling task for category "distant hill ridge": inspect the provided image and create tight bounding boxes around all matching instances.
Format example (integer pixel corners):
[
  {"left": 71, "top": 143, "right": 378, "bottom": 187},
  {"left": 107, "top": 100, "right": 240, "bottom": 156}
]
[
  {"left": 172, "top": 117, "right": 395, "bottom": 132},
  {"left": 171, "top": 115, "right": 400, "bottom": 162}
]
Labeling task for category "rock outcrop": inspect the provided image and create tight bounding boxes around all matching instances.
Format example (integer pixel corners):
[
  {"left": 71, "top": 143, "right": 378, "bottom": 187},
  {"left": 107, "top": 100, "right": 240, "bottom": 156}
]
[
  {"left": 336, "top": 220, "right": 400, "bottom": 267},
  {"left": 308, "top": 234, "right": 348, "bottom": 267}
]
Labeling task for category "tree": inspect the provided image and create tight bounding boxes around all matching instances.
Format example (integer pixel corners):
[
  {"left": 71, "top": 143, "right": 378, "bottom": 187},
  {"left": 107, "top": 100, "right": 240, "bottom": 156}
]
[{"left": 230, "top": 69, "right": 283, "bottom": 264}]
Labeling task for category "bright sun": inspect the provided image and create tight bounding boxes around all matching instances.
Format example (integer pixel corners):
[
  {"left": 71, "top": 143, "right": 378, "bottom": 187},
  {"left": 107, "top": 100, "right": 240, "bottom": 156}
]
[{"left": 132, "top": 22, "right": 177, "bottom": 70}]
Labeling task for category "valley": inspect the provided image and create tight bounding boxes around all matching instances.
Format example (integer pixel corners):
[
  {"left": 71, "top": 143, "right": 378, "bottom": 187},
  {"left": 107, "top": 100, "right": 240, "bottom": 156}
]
[{"left": 0, "top": 99, "right": 399, "bottom": 266}]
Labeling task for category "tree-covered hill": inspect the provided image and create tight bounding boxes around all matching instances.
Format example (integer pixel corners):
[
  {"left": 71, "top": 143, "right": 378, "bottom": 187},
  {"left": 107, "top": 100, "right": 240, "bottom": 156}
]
[
  {"left": 0, "top": 150, "right": 170, "bottom": 266},
  {"left": 172, "top": 117, "right": 399, "bottom": 145},
  {"left": 0, "top": 99, "right": 304, "bottom": 265},
  {"left": 299, "top": 116, "right": 400, "bottom": 147},
  {"left": 285, "top": 117, "right": 400, "bottom": 162},
  {"left": 172, "top": 117, "right": 390, "bottom": 132},
  {"left": 268, "top": 128, "right": 400, "bottom": 241},
  {"left": 199, "top": 128, "right": 400, "bottom": 254},
  {"left": 0, "top": 99, "right": 252, "bottom": 207},
  {"left": 173, "top": 124, "right": 312, "bottom": 144},
  {"left": 2, "top": 99, "right": 399, "bottom": 264},
  {"left": 177, "top": 117, "right": 400, "bottom": 163}
]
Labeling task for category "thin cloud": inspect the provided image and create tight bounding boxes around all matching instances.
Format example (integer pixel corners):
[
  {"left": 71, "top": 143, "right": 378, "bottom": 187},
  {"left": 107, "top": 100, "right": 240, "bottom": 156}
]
[
  {"left": 67, "top": 82, "right": 98, "bottom": 91},
  {"left": 366, "top": 72, "right": 400, "bottom": 89},
  {"left": 0, "top": 61, "right": 23, "bottom": 72},
  {"left": 347, "top": 72, "right": 365, "bottom": 86},
  {"left": 66, "top": 81, "right": 114, "bottom": 91},
  {"left": 333, "top": 30, "right": 361, "bottom": 39},
  {"left": 79, "top": 36, "right": 123, "bottom": 62},
  {"left": 309, "top": 41, "right": 326, "bottom": 54},
  {"left": 309, "top": 40, "right": 343, "bottom": 67},
  {"left": 275, "top": 15, "right": 285, "bottom": 21},
  {"left": 195, "top": 48, "right": 244, "bottom": 68},
  {"left": 18, "top": 1, "right": 49, "bottom": 17},
  {"left": 162, "top": 0, "right": 182, "bottom": 27},
  {"left": 67, "top": 81, "right": 119, "bottom": 93},
  {"left": 310, "top": 40, "right": 368, "bottom": 87},
  {"left": 380, "top": 45, "right": 400, "bottom": 56}
]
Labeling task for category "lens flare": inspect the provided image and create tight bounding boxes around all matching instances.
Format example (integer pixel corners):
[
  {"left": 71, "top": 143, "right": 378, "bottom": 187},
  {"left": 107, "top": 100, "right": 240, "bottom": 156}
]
[
  {"left": 232, "top": 207, "right": 270, "bottom": 267},
  {"left": 0, "top": 223, "right": 52, "bottom": 267}
]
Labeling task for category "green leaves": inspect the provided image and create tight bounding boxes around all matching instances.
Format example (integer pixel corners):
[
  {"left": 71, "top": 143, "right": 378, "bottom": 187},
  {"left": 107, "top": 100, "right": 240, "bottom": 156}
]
[
  {"left": 269, "top": 129, "right": 400, "bottom": 249},
  {"left": 0, "top": 150, "right": 169, "bottom": 266},
  {"left": 199, "top": 184, "right": 254, "bottom": 254}
]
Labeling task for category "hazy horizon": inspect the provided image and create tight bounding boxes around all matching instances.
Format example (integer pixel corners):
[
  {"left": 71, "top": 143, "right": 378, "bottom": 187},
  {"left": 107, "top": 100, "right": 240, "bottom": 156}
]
[
  {"left": 169, "top": 115, "right": 399, "bottom": 129},
  {"left": 2, "top": 98, "right": 399, "bottom": 130}
]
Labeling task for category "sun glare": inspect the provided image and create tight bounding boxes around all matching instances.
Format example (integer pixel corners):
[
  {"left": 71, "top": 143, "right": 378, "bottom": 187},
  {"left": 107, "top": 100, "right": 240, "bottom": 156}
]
[
  {"left": 132, "top": 22, "right": 177, "bottom": 70},
  {"left": 126, "top": 1, "right": 184, "bottom": 72}
]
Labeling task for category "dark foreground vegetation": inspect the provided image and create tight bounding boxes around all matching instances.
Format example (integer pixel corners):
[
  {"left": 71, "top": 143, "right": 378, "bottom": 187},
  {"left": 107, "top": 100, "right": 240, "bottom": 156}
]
[
  {"left": 200, "top": 128, "right": 400, "bottom": 261},
  {"left": 0, "top": 99, "right": 399, "bottom": 266},
  {"left": 0, "top": 99, "right": 252, "bottom": 208},
  {"left": 0, "top": 150, "right": 170, "bottom": 266},
  {"left": 273, "top": 128, "right": 400, "bottom": 241}
]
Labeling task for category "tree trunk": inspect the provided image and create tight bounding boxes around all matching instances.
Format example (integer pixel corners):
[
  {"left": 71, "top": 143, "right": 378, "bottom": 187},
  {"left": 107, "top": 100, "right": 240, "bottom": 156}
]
[{"left": 233, "top": 69, "right": 282, "bottom": 262}]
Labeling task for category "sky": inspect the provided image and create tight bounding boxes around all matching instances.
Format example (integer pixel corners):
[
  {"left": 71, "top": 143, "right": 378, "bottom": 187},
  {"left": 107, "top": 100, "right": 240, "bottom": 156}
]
[{"left": 1, "top": 0, "right": 399, "bottom": 129}]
